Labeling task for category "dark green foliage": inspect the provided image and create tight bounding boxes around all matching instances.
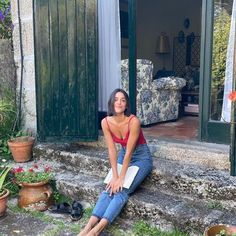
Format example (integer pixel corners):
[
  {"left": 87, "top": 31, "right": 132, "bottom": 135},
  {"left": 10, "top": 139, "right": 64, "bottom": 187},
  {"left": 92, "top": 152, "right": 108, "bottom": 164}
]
[
  {"left": 0, "top": 89, "right": 17, "bottom": 155},
  {"left": 50, "top": 180, "right": 73, "bottom": 204},
  {"left": 211, "top": 6, "right": 231, "bottom": 90},
  {"left": 0, "top": 0, "right": 12, "bottom": 39}
]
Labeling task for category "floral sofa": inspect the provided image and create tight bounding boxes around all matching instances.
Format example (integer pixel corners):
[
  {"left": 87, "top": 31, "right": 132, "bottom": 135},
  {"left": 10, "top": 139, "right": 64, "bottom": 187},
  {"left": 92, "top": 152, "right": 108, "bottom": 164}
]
[{"left": 121, "top": 59, "right": 186, "bottom": 125}]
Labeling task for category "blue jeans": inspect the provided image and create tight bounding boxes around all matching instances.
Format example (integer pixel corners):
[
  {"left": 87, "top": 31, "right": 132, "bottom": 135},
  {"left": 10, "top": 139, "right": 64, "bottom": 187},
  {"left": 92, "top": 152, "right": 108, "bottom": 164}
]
[{"left": 92, "top": 144, "right": 153, "bottom": 223}]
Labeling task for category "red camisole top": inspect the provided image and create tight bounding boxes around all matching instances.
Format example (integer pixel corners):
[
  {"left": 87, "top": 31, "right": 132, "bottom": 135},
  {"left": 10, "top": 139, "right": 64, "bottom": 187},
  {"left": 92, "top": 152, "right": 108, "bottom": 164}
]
[{"left": 105, "top": 115, "right": 146, "bottom": 147}]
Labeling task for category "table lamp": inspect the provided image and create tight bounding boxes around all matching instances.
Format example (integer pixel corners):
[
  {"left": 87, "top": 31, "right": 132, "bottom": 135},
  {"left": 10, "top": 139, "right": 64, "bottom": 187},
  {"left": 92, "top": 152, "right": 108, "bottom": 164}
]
[{"left": 156, "top": 33, "right": 170, "bottom": 70}]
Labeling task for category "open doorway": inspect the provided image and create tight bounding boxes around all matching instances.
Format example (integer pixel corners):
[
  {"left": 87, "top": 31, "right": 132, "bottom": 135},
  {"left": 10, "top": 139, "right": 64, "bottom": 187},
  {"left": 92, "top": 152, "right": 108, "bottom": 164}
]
[{"left": 120, "top": 0, "right": 202, "bottom": 140}]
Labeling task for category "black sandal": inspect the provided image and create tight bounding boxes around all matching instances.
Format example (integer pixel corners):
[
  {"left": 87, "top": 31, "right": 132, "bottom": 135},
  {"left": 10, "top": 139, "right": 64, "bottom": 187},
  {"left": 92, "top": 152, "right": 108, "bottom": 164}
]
[
  {"left": 48, "top": 202, "right": 71, "bottom": 214},
  {"left": 72, "top": 200, "right": 83, "bottom": 210},
  {"left": 70, "top": 201, "right": 83, "bottom": 221}
]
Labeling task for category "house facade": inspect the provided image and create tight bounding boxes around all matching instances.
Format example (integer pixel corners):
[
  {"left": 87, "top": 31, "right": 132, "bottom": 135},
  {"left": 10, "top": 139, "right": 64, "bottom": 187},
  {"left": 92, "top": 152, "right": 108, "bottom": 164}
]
[{"left": 11, "top": 0, "right": 233, "bottom": 144}]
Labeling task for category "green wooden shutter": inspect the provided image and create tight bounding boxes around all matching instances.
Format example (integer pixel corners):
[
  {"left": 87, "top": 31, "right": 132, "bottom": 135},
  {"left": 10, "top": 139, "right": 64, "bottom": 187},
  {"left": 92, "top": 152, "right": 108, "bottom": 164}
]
[{"left": 33, "top": 0, "right": 98, "bottom": 141}]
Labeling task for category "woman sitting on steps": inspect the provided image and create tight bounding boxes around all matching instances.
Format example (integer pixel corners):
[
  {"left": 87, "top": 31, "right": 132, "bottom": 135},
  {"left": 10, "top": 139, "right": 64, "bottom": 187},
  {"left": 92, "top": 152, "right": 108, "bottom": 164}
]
[{"left": 78, "top": 88, "right": 153, "bottom": 236}]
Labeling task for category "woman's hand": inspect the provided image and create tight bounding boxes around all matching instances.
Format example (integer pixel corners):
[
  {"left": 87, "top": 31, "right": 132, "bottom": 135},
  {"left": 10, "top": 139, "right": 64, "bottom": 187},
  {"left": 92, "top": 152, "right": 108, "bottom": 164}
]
[
  {"left": 106, "top": 177, "right": 124, "bottom": 195},
  {"left": 106, "top": 176, "right": 118, "bottom": 195},
  {"left": 113, "top": 177, "right": 124, "bottom": 193}
]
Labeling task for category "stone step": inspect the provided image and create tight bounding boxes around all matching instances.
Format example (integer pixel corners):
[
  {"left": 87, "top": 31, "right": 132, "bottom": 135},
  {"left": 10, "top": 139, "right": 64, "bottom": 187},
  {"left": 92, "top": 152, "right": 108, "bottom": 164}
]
[
  {"left": 34, "top": 143, "right": 236, "bottom": 202},
  {"left": 77, "top": 136, "right": 230, "bottom": 170},
  {"left": 147, "top": 138, "right": 230, "bottom": 170},
  {"left": 53, "top": 167, "right": 236, "bottom": 235}
]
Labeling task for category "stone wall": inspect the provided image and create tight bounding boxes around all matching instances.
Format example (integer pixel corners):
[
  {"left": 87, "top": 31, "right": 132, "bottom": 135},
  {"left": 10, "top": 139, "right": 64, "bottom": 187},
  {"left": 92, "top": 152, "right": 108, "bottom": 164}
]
[
  {"left": 11, "top": 0, "right": 37, "bottom": 133},
  {"left": 0, "top": 39, "right": 16, "bottom": 99}
]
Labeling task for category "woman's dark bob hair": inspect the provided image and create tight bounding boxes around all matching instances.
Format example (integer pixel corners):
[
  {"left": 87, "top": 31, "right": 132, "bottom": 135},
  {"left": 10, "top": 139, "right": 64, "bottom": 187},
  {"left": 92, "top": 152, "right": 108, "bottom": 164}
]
[{"left": 107, "top": 88, "right": 131, "bottom": 116}]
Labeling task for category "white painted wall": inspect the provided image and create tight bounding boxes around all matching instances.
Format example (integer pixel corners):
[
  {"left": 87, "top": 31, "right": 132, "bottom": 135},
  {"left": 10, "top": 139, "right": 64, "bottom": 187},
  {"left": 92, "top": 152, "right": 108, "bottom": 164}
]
[
  {"left": 122, "top": 0, "right": 202, "bottom": 74},
  {"left": 11, "top": 0, "right": 37, "bottom": 133}
]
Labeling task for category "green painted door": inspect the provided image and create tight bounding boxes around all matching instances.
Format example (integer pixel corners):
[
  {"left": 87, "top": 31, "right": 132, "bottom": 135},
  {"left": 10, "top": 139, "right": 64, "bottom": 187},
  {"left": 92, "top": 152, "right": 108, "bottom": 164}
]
[
  {"left": 199, "top": 0, "right": 232, "bottom": 144},
  {"left": 33, "top": 0, "right": 98, "bottom": 141}
]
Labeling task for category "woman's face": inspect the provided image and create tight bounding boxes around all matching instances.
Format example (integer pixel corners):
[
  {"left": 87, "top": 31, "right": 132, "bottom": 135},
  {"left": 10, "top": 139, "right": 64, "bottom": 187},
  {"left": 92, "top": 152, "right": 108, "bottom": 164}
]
[{"left": 114, "top": 92, "right": 127, "bottom": 114}]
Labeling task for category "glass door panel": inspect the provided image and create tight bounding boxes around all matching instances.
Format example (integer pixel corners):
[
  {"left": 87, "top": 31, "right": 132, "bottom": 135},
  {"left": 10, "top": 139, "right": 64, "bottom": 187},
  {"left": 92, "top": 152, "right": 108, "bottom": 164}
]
[{"left": 210, "top": 0, "right": 233, "bottom": 121}]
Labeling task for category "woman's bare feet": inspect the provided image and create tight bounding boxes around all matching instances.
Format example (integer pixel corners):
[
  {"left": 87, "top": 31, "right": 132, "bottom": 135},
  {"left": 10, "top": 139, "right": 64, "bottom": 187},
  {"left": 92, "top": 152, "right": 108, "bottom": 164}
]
[
  {"left": 77, "top": 227, "right": 91, "bottom": 236},
  {"left": 77, "top": 216, "right": 100, "bottom": 236},
  {"left": 86, "top": 218, "right": 109, "bottom": 236}
]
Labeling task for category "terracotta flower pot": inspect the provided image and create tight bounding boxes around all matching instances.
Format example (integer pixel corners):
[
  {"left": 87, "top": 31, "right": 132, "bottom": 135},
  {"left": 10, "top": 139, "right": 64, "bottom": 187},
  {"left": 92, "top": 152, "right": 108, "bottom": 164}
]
[
  {"left": 8, "top": 136, "right": 35, "bottom": 163},
  {"left": 204, "top": 224, "right": 236, "bottom": 236},
  {"left": 18, "top": 181, "right": 54, "bottom": 211},
  {"left": 0, "top": 189, "right": 10, "bottom": 217}
]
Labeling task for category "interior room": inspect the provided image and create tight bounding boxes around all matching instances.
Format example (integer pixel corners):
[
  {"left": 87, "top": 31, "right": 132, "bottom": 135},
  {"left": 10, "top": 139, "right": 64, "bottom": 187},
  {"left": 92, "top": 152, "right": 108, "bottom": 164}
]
[{"left": 120, "top": 0, "right": 202, "bottom": 140}]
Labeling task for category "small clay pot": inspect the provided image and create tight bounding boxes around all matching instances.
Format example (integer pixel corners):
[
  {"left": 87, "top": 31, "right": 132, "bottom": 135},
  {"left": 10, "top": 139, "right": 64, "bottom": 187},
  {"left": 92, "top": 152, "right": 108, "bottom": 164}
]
[
  {"left": 0, "top": 189, "right": 10, "bottom": 217},
  {"left": 8, "top": 136, "right": 35, "bottom": 163},
  {"left": 204, "top": 224, "right": 236, "bottom": 236}
]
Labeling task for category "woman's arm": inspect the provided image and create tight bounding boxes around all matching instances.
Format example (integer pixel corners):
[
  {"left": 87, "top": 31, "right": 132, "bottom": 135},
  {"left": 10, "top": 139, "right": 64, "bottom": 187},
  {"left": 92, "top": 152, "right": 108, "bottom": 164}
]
[
  {"left": 101, "top": 118, "right": 119, "bottom": 180},
  {"left": 111, "top": 116, "right": 140, "bottom": 193}
]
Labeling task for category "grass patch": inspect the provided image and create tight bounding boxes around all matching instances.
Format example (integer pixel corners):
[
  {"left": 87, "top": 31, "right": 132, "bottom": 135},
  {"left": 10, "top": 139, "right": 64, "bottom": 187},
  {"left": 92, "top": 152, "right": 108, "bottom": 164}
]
[
  {"left": 207, "top": 200, "right": 224, "bottom": 210},
  {"left": 107, "top": 226, "right": 131, "bottom": 236},
  {"left": 132, "top": 220, "right": 189, "bottom": 236},
  {"left": 39, "top": 226, "right": 64, "bottom": 236},
  {"left": 8, "top": 202, "right": 93, "bottom": 235},
  {"left": 8, "top": 202, "right": 190, "bottom": 236}
]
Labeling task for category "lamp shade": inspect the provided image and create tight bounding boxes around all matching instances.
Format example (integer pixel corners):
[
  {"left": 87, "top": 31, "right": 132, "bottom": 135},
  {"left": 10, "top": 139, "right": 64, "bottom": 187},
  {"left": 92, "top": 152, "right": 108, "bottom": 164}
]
[{"left": 156, "top": 34, "right": 170, "bottom": 54}]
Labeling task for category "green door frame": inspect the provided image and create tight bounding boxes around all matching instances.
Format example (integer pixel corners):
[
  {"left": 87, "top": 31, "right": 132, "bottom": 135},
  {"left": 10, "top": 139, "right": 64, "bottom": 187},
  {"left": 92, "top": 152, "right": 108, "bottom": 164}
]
[
  {"left": 128, "top": 0, "right": 137, "bottom": 114},
  {"left": 199, "top": 0, "right": 230, "bottom": 144},
  {"left": 127, "top": 0, "right": 230, "bottom": 144}
]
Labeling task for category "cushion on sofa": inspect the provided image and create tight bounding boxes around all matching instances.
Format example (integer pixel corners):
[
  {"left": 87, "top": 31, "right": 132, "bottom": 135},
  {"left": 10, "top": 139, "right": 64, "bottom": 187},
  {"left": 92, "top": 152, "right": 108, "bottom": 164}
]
[{"left": 152, "top": 77, "right": 186, "bottom": 90}]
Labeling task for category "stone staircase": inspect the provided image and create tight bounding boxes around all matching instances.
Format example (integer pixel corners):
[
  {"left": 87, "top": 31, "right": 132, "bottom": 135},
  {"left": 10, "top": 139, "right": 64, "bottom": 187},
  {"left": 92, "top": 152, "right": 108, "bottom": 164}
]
[{"left": 33, "top": 137, "right": 236, "bottom": 235}]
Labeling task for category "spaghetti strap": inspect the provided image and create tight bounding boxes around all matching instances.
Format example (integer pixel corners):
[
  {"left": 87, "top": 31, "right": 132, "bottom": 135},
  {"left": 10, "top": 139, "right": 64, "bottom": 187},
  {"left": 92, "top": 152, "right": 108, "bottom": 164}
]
[
  {"left": 105, "top": 117, "right": 111, "bottom": 132},
  {"left": 128, "top": 115, "right": 135, "bottom": 130}
]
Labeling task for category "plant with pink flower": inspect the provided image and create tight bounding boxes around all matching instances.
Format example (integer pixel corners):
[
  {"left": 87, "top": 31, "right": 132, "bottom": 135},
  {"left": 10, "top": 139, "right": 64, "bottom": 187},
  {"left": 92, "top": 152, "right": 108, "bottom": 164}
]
[{"left": 12, "top": 163, "right": 54, "bottom": 184}]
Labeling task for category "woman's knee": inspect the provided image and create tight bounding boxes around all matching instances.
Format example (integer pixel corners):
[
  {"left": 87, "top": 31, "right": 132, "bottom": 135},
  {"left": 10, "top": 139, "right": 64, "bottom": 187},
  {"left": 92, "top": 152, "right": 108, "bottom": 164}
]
[{"left": 114, "top": 191, "right": 129, "bottom": 203}]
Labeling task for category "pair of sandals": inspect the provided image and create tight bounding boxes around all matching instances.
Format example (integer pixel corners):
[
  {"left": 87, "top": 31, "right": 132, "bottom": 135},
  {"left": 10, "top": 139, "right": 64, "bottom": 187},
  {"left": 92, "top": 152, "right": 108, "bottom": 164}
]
[{"left": 48, "top": 201, "right": 84, "bottom": 221}]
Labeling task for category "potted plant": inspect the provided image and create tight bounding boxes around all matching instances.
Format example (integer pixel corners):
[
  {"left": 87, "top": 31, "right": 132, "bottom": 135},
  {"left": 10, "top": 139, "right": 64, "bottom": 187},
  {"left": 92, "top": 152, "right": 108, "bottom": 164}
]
[
  {"left": 8, "top": 131, "right": 35, "bottom": 163},
  {"left": 12, "top": 163, "right": 54, "bottom": 211},
  {"left": 204, "top": 224, "right": 236, "bottom": 236},
  {"left": 0, "top": 165, "right": 12, "bottom": 217}
]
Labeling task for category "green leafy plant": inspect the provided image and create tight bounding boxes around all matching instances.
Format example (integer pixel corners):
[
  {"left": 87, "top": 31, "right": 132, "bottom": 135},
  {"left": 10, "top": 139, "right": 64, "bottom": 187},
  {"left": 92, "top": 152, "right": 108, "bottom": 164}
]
[
  {"left": 15, "top": 130, "right": 33, "bottom": 138},
  {"left": 9, "top": 130, "right": 35, "bottom": 143},
  {"left": 50, "top": 180, "right": 72, "bottom": 204},
  {"left": 0, "top": 89, "right": 17, "bottom": 155},
  {"left": 215, "top": 229, "right": 236, "bottom": 236},
  {"left": 0, "top": 137, "right": 10, "bottom": 155},
  {"left": 0, "top": 164, "right": 11, "bottom": 196},
  {"left": 0, "top": 0, "right": 13, "bottom": 39},
  {"left": 0, "top": 97, "right": 17, "bottom": 135},
  {"left": 12, "top": 163, "right": 54, "bottom": 184}
]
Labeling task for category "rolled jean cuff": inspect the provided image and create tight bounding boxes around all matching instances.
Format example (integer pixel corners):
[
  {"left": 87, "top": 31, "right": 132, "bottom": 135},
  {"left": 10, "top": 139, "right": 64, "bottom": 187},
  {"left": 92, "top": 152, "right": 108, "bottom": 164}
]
[
  {"left": 91, "top": 214, "right": 111, "bottom": 224},
  {"left": 102, "top": 216, "right": 112, "bottom": 224},
  {"left": 91, "top": 213, "right": 102, "bottom": 220}
]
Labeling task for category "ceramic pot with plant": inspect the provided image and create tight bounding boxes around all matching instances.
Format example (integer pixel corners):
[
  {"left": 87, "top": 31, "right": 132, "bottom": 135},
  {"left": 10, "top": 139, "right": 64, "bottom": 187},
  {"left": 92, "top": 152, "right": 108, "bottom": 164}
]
[
  {"left": 0, "top": 165, "right": 12, "bottom": 217},
  {"left": 8, "top": 136, "right": 35, "bottom": 163},
  {"left": 204, "top": 224, "right": 236, "bottom": 236},
  {"left": 12, "top": 163, "right": 54, "bottom": 211}
]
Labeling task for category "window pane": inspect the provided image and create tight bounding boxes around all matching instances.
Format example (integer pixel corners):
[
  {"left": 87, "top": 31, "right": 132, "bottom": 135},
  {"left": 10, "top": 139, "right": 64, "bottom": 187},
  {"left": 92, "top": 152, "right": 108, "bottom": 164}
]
[{"left": 210, "top": 0, "right": 233, "bottom": 120}]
